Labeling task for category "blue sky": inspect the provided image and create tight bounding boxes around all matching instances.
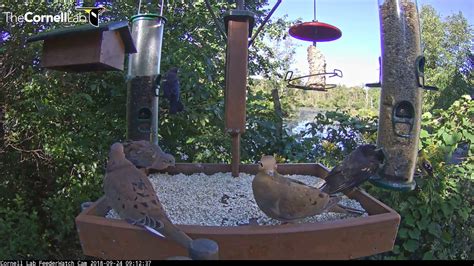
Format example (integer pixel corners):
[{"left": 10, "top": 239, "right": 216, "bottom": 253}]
[{"left": 266, "top": 0, "right": 474, "bottom": 87}]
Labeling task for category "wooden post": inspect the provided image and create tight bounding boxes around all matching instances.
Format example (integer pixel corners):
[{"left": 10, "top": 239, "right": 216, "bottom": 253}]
[{"left": 224, "top": 16, "right": 250, "bottom": 177}]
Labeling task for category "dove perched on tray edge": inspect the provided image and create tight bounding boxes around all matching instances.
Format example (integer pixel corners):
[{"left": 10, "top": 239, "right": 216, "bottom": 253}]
[{"left": 104, "top": 143, "right": 192, "bottom": 248}]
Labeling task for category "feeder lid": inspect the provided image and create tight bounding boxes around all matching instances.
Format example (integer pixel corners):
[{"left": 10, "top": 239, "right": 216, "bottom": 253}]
[
  {"left": 130, "top": 13, "right": 167, "bottom": 23},
  {"left": 289, "top": 21, "right": 341, "bottom": 42},
  {"left": 26, "top": 21, "right": 137, "bottom": 54}
]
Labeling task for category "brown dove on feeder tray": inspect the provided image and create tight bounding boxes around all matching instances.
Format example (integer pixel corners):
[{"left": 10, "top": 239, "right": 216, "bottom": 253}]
[
  {"left": 104, "top": 143, "right": 192, "bottom": 248},
  {"left": 123, "top": 140, "right": 175, "bottom": 173},
  {"left": 320, "top": 144, "right": 385, "bottom": 195},
  {"left": 252, "top": 155, "right": 346, "bottom": 223}
]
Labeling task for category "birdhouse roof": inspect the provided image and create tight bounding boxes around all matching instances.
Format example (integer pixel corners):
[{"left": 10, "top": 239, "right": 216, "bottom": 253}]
[{"left": 27, "top": 21, "right": 137, "bottom": 54}]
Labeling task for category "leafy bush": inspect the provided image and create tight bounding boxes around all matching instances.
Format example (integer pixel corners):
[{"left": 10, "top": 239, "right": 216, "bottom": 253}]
[
  {"left": 365, "top": 95, "right": 473, "bottom": 260},
  {"left": 291, "top": 96, "right": 473, "bottom": 260}
]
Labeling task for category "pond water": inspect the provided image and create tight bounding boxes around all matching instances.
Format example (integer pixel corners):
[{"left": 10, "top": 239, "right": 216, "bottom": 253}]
[{"left": 284, "top": 107, "right": 324, "bottom": 136}]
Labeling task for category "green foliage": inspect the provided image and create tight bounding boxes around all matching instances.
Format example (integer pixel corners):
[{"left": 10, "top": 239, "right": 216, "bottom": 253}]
[
  {"left": 0, "top": 195, "right": 48, "bottom": 259},
  {"left": 365, "top": 96, "right": 473, "bottom": 260},
  {"left": 420, "top": 5, "right": 473, "bottom": 111}
]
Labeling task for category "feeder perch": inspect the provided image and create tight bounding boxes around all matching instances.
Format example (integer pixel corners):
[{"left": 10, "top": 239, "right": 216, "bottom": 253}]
[
  {"left": 284, "top": 69, "right": 343, "bottom": 91},
  {"left": 75, "top": 163, "right": 400, "bottom": 260},
  {"left": 27, "top": 21, "right": 137, "bottom": 72},
  {"left": 289, "top": 21, "right": 342, "bottom": 43}
]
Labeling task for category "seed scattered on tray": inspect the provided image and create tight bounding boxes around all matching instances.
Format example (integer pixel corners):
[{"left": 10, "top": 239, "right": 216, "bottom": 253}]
[{"left": 105, "top": 172, "right": 368, "bottom": 226}]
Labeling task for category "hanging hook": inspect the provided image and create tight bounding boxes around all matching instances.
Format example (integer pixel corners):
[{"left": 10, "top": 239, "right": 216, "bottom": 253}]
[
  {"left": 137, "top": 0, "right": 165, "bottom": 16},
  {"left": 313, "top": 0, "right": 317, "bottom": 21},
  {"left": 159, "top": 0, "right": 164, "bottom": 16}
]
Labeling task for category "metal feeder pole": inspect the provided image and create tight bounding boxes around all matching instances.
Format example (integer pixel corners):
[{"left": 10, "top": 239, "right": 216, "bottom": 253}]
[{"left": 127, "top": 1, "right": 166, "bottom": 145}]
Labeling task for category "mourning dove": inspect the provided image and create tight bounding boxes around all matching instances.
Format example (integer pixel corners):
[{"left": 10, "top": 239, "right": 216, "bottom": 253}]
[
  {"left": 320, "top": 144, "right": 385, "bottom": 195},
  {"left": 162, "top": 67, "right": 184, "bottom": 114},
  {"left": 123, "top": 140, "right": 175, "bottom": 173},
  {"left": 104, "top": 143, "right": 192, "bottom": 248},
  {"left": 252, "top": 155, "right": 343, "bottom": 223}
]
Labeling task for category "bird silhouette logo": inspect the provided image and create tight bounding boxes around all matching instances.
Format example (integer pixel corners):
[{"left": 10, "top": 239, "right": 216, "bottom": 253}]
[{"left": 75, "top": 6, "right": 107, "bottom": 27}]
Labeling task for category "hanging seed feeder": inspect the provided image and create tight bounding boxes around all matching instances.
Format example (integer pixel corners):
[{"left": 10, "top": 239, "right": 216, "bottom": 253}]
[
  {"left": 369, "top": 0, "right": 438, "bottom": 191},
  {"left": 286, "top": 0, "right": 342, "bottom": 91}
]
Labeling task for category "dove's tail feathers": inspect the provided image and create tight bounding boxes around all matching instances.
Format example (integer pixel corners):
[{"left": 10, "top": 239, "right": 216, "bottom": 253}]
[
  {"left": 159, "top": 221, "right": 193, "bottom": 249},
  {"left": 144, "top": 225, "right": 166, "bottom": 238},
  {"left": 319, "top": 182, "right": 328, "bottom": 193},
  {"left": 328, "top": 204, "right": 366, "bottom": 215},
  {"left": 338, "top": 204, "right": 366, "bottom": 215},
  {"left": 325, "top": 196, "right": 342, "bottom": 210},
  {"left": 133, "top": 217, "right": 193, "bottom": 249}
]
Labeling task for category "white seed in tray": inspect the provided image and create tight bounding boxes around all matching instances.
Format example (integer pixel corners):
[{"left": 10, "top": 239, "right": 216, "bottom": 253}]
[{"left": 105, "top": 172, "right": 368, "bottom": 226}]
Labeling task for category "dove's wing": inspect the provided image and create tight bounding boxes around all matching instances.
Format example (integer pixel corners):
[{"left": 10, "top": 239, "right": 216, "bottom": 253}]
[
  {"left": 104, "top": 163, "right": 167, "bottom": 229},
  {"left": 104, "top": 160, "right": 192, "bottom": 248},
  {"left": 322, "top": 160, "right": 375, "bottom": 194}
]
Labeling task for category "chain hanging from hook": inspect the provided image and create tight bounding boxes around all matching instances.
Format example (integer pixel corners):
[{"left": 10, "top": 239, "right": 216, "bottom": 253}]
[{"left": 137, "top": 0, "right": 164, "bottom": 16}]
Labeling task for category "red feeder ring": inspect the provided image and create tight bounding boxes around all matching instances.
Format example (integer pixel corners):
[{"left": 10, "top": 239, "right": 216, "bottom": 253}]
[{"left": 289, "top": 21, "right": 342, "bottom": 42}]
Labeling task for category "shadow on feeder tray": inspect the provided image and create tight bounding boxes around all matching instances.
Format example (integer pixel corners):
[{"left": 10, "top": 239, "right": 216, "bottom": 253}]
[{"left": 284, "top": 69, "right": 343, "bottom": 91}]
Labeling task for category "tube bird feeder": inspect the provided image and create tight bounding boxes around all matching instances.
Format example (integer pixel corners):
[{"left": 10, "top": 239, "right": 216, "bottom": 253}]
[
  {"left": 370, "top": 0, "right": 424, "bottom": 191},
  {"left": 126, "top": 13, "right": 166, "bottom": 145}
]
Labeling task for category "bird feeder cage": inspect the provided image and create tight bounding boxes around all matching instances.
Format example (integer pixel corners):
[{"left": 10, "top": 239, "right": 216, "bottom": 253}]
[
  {"left": 370, "top": 0, "right": 426, "bottom": 191},
  {"left": 75, "top": 0, "right": 401, "bottom": 260},
  {"left": 27, "top": 21, "right": 137, "bottom": 72}
]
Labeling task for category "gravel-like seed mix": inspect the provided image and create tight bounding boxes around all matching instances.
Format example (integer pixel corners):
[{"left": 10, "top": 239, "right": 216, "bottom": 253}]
[{"left": 105, "top": 172, "right": 368, "bottom": 226}]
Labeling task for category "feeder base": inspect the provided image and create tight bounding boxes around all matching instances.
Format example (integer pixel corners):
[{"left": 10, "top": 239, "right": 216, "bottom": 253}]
[{"left": 370, "top": 175, "right": 416, "bottom": 192}]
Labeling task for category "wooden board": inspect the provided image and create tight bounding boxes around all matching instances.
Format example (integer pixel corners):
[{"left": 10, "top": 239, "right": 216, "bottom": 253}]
[
  {"left": 41, "top": 31, "right": 125, "bottom": 72},
  {"left": 76, "top": 163, "right": 400, "bottom": 260}
]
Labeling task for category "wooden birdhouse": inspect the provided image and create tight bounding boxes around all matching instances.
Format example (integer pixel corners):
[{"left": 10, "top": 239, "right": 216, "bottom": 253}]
[{"left": 27, "top": 21, "right": 137, "bottom": 72}]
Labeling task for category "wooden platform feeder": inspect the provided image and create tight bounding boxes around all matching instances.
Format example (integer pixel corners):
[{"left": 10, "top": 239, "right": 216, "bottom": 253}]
[
  {"left": 27, "top": 21, "right": 137, "bottom": 72},
  {"left": 76, "top": 163, "right": 400, "bottom": 260}
]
